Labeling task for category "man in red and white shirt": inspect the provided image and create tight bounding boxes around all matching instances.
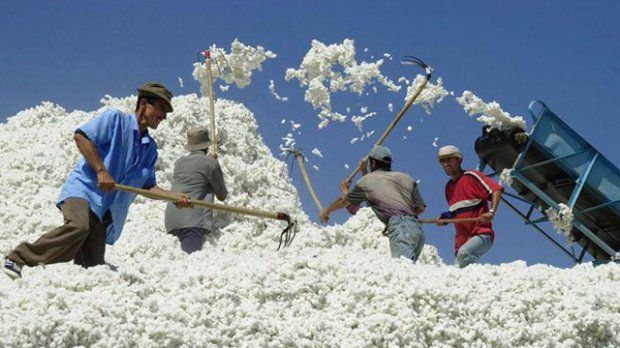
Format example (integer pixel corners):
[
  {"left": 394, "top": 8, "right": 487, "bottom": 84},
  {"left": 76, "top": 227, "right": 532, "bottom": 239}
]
[{"left": 436, "top": 145, "right": 503, "bottom": 268}]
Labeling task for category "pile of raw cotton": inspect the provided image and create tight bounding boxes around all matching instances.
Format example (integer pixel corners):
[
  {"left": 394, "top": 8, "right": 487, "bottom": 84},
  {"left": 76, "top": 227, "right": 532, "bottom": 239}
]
[{"left": 1, "top": 95, "right": 620, "bottom": 348}]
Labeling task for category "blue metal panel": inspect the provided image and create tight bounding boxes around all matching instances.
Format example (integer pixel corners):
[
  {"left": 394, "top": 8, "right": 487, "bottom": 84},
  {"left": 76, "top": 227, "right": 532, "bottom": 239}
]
[{"left": 498, "top": 101, "right": 620, "bottom": 262}]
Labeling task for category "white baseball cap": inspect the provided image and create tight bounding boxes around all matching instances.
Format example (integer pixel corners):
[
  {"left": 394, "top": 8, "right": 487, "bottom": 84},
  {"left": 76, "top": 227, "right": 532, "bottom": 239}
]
[{"left": 438, "top": 145, "right": 463, "bottom": 160}]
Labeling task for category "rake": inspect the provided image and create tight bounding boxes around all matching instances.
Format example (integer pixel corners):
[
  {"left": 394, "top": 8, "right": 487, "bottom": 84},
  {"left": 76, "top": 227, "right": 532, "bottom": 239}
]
[
  {"left": 115, "top": 184, "right": 296, "bottom": 250},
  {"left": 418, "top": 217, "right": 483, "bottom": 225}
]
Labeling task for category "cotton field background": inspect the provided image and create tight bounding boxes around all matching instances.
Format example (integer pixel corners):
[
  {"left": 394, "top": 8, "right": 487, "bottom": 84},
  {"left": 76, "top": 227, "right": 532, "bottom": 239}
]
[{"left": 1, "top": 92, "right": 620, "bottom": 347}]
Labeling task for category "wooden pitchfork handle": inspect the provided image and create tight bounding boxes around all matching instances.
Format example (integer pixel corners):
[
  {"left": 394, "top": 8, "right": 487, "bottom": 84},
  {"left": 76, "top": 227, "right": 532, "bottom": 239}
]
[
  {"left": 115, "top": 184, "right": 288, "bottom": 222},
  {"left": 293, "top": 150, "right": 324, "bottom": 211},
  {"left": 344, "top": 65, "right": 432, "bottom": 184},
  {"left": 204, "top": 50, "right": 217, "bottom": 157},
  {"left": 418, "top": 217, "right": 483, "bottom": 225}
]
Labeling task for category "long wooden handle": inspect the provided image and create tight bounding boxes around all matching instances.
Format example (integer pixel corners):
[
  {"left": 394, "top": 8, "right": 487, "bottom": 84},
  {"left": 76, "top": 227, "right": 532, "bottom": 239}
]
[
  {"left": 115, "top": 184, "right": 287, "bottom": 221},
  {"left": 418, "top": 217, "right": 482, "bottom": 224},
  {"left": 294, "top": 152, "right": 324, "bottom": 211},
  {"left": 345, "top": 75, "right": 430, "bottom": 183},
  {"left": 206, "top": 54, "right": 217, "bottom": 156}
]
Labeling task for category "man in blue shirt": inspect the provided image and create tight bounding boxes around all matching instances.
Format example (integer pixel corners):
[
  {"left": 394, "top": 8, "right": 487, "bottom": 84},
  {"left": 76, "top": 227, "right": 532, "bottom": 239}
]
[{"left": 3, "top": 82, "right": 190, "bottom": 279}]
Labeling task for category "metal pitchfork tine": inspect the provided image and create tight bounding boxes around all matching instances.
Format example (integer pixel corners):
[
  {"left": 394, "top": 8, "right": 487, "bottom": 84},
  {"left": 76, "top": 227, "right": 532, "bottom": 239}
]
[
  {"left": 401, "top": 55, "right": 432, "bottom": 77},
  {"left": 277, "top": 217, "right": 297, "bottom": 251},
  {"left": 213, "top": 49, "right": 232, "bottom": 76},
  {"left": 197, "top": 49, "right": 232, "bottom": 77}
]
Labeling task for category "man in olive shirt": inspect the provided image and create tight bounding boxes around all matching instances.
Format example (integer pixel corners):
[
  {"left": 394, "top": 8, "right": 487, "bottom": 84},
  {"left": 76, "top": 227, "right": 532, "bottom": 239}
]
[
  {"left": 165, "top": 127, "right": 228, "bottom": 253},
  {"left": 319, "top": 146, "right": 427, "bottom": 262}
]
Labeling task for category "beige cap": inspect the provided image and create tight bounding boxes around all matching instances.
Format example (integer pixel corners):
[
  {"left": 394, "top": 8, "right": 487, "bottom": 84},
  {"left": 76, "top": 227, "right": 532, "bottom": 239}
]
[
  {"left": 185, "top": 127, "right": 210, "bottom": 151},
  {"left": 438, "top": 145, "right": 463, "bottom": 160}
]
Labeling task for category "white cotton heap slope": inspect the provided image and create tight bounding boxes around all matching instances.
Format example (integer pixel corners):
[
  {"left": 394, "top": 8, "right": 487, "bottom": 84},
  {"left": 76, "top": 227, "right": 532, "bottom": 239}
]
[{"left": 1, "top": 97, "right": 620, "bottom": 347}]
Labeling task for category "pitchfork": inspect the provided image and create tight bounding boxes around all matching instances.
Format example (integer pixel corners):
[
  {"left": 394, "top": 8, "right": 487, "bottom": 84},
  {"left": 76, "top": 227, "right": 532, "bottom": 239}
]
[
  {"left": 198, "top": 49, "right": 232, "bottom": 158},
  {"left": 343, "top": 56, "right": 432, "bottom": 184}
]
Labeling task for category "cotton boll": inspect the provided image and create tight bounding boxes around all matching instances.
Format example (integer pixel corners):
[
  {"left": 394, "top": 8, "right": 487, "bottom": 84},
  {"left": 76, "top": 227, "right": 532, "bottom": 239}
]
[
  {"left": 456, "top": 91, "right": 526, "bottom": 130},
  {"left": 405, "top": 75, "right": 450, "bottom": 115},
  {"left": 285, "top": 39, "right": 399, "bottom": 128},
  {"left": 269, "top": 80, "right": 289, "bottom": 101},
  {"left": 311, "top": 148, "right": 323, "bottom": 158},
  {"left": 499, "top": 168, "right": 514, "bottom": 186},
  {"left": 193, "top": 39, "right": 276, "bottom": 93},
  {"left": 545, "top": 203, "right": 574, "bottom": 239}
]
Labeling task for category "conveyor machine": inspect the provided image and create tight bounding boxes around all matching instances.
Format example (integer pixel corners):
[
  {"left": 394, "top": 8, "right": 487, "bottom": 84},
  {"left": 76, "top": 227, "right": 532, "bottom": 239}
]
[{"left": 475, "top": 100, "right": 620, "bottom": 264}]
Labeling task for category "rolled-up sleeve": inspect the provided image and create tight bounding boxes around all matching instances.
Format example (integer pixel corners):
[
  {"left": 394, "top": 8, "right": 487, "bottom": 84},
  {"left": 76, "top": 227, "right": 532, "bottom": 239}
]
[{"left": 345, "top": 184, "right": 366, "bottom": 206}]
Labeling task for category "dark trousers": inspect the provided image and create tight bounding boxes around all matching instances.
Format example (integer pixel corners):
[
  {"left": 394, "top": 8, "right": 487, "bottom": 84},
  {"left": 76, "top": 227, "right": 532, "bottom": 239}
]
[
  {"left": 169, "top": 227, "right": 207, "bottom": 254},
  {"left": 8, "top": 198, "right": 111, "bottom": 268}
]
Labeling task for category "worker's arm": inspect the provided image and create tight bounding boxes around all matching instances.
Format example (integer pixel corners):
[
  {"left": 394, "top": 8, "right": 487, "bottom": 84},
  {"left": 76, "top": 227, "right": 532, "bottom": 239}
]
[
  {"left": 74, "top": 132, "right": 116, "bottom": 192},
  {"left": 479, "top": 188, "right": 504, "bottom": 223},
  {"left": 210, "top": 159, "right": 228, "bottom": 201},
  {"left": 319, "top": 197, "right": 350, "bottom": 223}
]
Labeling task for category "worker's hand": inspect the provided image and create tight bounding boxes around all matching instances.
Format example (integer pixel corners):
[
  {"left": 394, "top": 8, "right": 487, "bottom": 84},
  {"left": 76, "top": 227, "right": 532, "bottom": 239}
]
[
  {"left": 479, "top": 212, "right": 495, "bottom": 223},
  {"left": 435, "top": 211, "right": 451, "bottom": 225},
  {"left": 174, "top": 193, "right": 193, "bottom": 208},
  {"left": 359, "top": 158, "right": 369, "bottom": 175},
  {"left": 346, "top": 203, "right": 360, "bottom": 215},
  {"left": 381, "top": 225, "right": 389, "bottom": 237},
  {"left": 319, "top": 209, "right": 330, "bottom": 223},
  {"left": 208, "top": 151, "right": 218, "bottom": 160},
  {"left": 435, "top": 217, "right": 448, "bottom": 226},
  {"left": 339, "top": 180, "right": 350, "bottom": 195},
  {"left": 96, "top": 169, "right": 116, "bottom": 192}
]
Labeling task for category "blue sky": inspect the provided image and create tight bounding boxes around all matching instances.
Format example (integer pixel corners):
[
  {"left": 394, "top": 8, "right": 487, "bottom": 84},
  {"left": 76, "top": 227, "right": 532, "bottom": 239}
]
[{"left": 1, "top": 1, "right": 619, "bottom": 268}]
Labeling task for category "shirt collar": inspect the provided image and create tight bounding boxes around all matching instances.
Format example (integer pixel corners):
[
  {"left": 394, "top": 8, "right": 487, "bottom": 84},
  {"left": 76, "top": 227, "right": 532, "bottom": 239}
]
[{"left": 129, "top": 113, "right": 152, "bottom": 145}]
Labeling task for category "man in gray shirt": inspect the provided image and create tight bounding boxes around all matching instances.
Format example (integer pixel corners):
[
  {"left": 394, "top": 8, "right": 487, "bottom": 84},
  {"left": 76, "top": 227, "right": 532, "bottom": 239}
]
[
  {"left": 319, "top": 146, "right": 426, "bottom": 262},
  {"left": 165, "top": 127, "right": 228, "bottom": 254}
]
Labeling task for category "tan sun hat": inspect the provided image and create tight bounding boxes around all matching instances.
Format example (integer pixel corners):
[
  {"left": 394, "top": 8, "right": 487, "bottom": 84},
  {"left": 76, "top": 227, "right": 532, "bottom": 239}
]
[
  {"left": 185, "top": 127, "right": 210, "bottom": 151},
  {"left": 137, "top": 82, "right": 174, "bottom": 112},
  {"left": 438, "top": 145, "right": 463, "bottom": 160}
]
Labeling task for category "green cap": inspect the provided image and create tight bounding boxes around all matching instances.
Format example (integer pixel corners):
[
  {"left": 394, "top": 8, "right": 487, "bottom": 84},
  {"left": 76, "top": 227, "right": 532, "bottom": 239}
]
[{"left": 137, "top": 82, "right": 173, "bottom": 112}]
